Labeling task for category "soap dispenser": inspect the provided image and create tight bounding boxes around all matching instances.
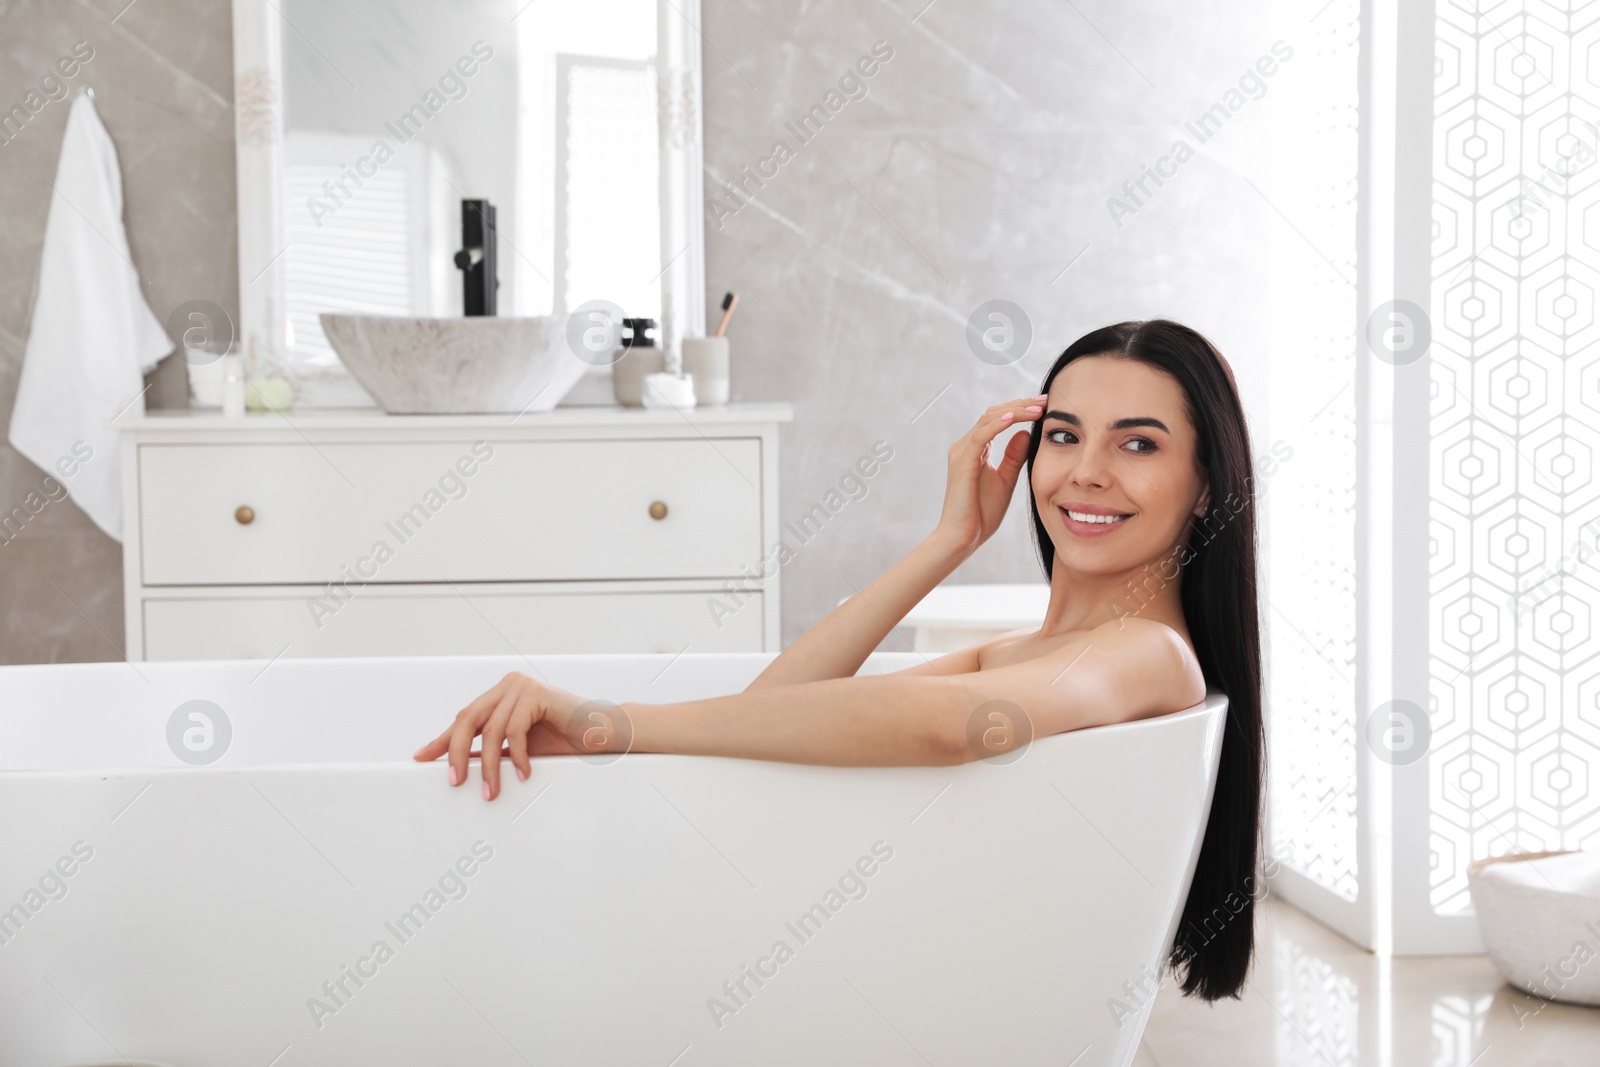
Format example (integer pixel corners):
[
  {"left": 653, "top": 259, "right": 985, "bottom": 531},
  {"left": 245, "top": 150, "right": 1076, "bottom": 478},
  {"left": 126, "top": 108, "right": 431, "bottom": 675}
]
[{"left": 610, "top": 317, "right": 664, "bottom": 407}]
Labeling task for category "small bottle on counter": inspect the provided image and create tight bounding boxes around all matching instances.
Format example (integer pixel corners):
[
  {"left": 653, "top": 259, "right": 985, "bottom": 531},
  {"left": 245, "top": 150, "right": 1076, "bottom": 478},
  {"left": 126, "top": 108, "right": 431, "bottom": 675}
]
[
  {"left": 221, "top": 348, "right": 246, "bottom": 417},
  {"left": 611, "top": 318, "right": 663, "bottom": 407}
]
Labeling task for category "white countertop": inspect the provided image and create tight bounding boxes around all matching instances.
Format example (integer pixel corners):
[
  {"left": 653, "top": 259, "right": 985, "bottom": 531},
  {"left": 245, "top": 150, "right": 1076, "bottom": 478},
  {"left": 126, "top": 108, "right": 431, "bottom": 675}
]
[
  {"left": 903, "top": 583, "right": 1052, "bottom": 629},
  {"left": 841, "top": 583, "right": 1054, "bottom": 630},
  {"left": 115, "top": 401, "right": 794, "bottom": 431}
]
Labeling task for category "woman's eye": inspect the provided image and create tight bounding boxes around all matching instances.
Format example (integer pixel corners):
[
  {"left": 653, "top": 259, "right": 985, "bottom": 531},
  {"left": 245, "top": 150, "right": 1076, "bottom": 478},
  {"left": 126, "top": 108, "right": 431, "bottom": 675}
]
[{"left": 1045, "top": 429, "right": 1157, "bottom": 454}]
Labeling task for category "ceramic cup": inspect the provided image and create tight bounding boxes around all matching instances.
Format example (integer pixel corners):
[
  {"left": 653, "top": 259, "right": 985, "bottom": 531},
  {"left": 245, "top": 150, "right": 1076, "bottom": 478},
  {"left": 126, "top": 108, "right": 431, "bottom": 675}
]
[{"left": 681, "top": 336, "right": 730, "bottom": 406}]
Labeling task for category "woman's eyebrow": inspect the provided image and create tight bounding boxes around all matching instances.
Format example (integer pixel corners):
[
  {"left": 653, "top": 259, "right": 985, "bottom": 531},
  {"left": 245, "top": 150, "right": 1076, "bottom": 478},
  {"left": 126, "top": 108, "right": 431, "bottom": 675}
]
[{"left": 1042, "top": 410, "right": 1171, "bottom": 434}]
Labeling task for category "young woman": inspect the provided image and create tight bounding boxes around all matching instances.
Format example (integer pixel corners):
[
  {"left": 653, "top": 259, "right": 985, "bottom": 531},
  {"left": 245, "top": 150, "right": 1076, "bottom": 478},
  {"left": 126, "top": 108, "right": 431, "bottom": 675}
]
[{"left": 415, "top": 318, "right": 1264, "bottom": 1001}]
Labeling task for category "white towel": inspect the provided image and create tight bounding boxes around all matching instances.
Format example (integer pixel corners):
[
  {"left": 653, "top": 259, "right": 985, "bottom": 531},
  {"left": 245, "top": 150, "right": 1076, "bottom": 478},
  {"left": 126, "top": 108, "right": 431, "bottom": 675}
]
[{"left": 8, "top": 92, "right": 172, "bottom": 542}]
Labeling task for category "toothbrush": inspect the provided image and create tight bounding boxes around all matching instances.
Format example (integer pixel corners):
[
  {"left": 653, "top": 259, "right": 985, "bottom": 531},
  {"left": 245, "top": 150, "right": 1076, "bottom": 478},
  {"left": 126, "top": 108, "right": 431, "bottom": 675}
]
[{"left": 713, "top": 292, "right": 739, "bottom": 337}]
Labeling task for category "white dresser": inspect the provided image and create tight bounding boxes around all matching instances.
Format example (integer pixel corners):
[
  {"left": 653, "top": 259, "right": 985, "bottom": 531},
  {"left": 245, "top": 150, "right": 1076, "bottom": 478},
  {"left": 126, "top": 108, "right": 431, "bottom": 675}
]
[{"left": 117, "top": 404, "right": 791, "bottom": 661}]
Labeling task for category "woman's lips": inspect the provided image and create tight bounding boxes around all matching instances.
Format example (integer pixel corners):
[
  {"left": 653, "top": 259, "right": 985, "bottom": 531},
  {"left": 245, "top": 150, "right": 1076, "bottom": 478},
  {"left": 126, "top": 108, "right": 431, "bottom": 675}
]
[{"left": 1059, "top": 506, "right": 1132, "bottom": 537}]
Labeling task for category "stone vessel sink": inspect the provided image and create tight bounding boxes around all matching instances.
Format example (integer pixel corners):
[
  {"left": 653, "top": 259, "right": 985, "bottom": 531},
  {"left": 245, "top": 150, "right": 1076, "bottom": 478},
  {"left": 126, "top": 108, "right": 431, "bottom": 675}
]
[{"left": 319, "top": 313, "right": 588, "bottom": 415}]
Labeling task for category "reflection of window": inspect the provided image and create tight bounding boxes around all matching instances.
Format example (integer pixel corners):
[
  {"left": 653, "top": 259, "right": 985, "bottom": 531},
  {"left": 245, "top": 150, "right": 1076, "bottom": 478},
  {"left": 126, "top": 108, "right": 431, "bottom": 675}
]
[
  {"left": 555, "top": 56, "right": 660, "bottom": 320},
  {"left": 282, "top": 132, "right": 434, "bottom": 376}
]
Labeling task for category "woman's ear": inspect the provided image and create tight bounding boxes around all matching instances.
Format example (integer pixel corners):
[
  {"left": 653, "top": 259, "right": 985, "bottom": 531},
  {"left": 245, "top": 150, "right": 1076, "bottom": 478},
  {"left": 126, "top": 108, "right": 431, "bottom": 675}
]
[{"left": 1194, "top": 480, "right": 1211, "bottom": 518}]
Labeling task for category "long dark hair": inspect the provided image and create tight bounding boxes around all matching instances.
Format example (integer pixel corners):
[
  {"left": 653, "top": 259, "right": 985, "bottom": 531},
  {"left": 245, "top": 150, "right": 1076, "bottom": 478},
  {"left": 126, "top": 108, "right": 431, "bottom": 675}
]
[{"left": 1023, "top": 319, "right": 1264, "bottom": 1001}]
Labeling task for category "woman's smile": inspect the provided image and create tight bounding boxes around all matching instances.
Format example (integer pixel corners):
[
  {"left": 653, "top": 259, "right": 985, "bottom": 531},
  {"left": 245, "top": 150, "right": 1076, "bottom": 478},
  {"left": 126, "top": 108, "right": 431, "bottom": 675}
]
[{"left": 1058, "top": 502, "right": 1134, "bottom": 536}]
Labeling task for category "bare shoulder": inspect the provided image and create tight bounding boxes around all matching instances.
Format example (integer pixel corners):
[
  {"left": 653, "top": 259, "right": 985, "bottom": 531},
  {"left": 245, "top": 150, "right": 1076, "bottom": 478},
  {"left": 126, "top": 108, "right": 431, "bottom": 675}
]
[
  {"left": 945, "top": 614, "right": 1208, "bottom": 738},
  {"left": 1083, "top": 617, "right": 1208, "bottom": 720}
]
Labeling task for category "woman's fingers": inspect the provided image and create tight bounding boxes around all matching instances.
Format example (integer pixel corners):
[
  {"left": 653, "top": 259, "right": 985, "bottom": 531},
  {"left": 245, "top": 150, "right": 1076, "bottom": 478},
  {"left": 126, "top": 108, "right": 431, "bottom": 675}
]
[
  {"left": 446, "top": 674, "right": 512, "bottom": 787},
  {"left": 420, "top": 672, "right": 584, "bottom": 796},
  {"left": 984, "top": 394, "right": 1048, "bottom": 421},
  {"left": 412, "top": 725, "right": 452, "bottom": 762},
  {"left": 963, "top": 395, "right": 1048, "bottom": 453},
  {"left": 995, "top": 429, "right": 1032, "bottom": 482},
  {"left": 934, "top": 396, "right": 1044, "bottom": 553},
  {"left": 506, "top": 689, "right": 536, "bottom": 783},
  {"left": 447, "top": 712, "right": 477, "bottom": 788},
  {"left": 957, "top": 403, "right": 1045, "bottom": 480},
  {"left": 477, "top": 686, "right": 521, "bottom": 800},
  {"left": 1002, "top": 395, "right": 1048, "bottom": 427}
]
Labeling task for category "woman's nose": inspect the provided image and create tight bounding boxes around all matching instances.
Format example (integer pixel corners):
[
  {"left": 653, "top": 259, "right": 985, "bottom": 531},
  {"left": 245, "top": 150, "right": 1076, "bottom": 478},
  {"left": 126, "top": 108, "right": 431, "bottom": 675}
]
[{"left": 1068, "top": 443, "right": 1113, "bottom": 489}]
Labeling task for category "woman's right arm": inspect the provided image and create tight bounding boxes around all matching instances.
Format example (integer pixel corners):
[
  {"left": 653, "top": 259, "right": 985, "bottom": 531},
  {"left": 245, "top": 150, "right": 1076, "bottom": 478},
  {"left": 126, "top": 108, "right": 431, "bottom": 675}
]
[
  {"left": 744, "top": 392, "right": 1047, "bottom": 691},
  {"left": 743, "top": 532, "right": 975, "bottom": 691}
]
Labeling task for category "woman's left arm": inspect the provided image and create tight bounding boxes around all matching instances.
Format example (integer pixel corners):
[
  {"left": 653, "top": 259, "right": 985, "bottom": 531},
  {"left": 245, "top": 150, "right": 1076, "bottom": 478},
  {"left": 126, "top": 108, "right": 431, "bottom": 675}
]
[
  {"left": 628, "top": 618, "right": 1198, "bottom": 766},
  {"left": 417, "top": 670, "right": 980, "bottom": 799},
  {"left": 417, "top": 618, "right": 1198, "bottom": 798},
  {"left": 626, "top": 671, "right": 980, "bottom": 769}
]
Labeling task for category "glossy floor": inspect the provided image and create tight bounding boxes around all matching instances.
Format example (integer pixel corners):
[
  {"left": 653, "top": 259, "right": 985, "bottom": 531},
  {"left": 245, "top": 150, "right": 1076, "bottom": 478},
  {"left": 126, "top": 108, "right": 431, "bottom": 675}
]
[{"left": 1135, "top": 897, "right": 1600, "bottom": 1066}]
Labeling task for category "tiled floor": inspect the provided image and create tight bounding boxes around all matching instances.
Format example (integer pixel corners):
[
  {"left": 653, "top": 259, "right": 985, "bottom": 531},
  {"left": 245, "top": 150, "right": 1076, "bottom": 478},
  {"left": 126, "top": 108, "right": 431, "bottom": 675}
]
[{"left": 1134, "top": 897, "right": 1600, "bottom": 1066}]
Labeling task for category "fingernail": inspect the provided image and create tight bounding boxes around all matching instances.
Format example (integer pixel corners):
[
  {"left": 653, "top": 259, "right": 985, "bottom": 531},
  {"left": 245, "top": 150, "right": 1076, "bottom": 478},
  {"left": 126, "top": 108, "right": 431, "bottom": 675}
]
[
  {"left": 1025, "top": 405, "right": 1042, "bottom": 412},
  {"left": 448, "top": 766, "right": 458, "bottom": 786},
  {"left": 1001, "top": 412, "right": 1014, "bottom": 420},
  {"left": 483, "top": 781, "right": 491, "bottom": 800},
  {"left": 517, "top": 765, "right": 528, "bottom": 781}
]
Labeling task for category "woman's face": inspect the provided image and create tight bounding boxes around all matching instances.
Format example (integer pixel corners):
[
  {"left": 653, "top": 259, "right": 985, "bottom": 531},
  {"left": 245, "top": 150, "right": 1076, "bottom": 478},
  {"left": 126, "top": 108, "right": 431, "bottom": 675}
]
[{"left": 1032, "top": 354, "right": 1210, "bottom": 574}]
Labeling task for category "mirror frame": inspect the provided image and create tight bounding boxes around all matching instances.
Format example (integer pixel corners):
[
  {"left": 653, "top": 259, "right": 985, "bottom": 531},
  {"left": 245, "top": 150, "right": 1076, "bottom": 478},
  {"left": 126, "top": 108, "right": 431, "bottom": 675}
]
[{"left": 229, "top": 0, "right": 706, "bottom": 407}]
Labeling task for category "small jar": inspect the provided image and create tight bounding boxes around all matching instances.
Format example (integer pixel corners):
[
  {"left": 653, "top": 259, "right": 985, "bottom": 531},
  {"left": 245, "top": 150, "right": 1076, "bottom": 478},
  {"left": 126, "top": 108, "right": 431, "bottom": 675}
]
[
  {"left": 611, "top": 318, "right": 663, "bottom": 407},
  {"left": 641, "top": 372, "right": 696, "bottom": 409}
]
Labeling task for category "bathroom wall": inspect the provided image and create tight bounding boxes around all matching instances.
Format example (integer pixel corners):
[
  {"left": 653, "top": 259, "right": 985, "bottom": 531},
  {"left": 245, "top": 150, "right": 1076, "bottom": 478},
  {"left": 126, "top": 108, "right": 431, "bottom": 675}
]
[
  {"left": 0, "top": 0, "right": 236, "bottom": 663},
  {"left": 0, "top": 0, "right": 1294, "bottom": 660},
  {"left": 700, "top": 0, "right": 1288, "bottom": 646}
]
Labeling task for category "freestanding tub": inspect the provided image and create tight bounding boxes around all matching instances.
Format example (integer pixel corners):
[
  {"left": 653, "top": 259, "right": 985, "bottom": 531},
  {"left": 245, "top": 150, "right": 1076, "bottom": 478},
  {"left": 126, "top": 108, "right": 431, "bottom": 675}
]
[{"left": 0, "top": 651, "right": 1226, "bottom": 1067}]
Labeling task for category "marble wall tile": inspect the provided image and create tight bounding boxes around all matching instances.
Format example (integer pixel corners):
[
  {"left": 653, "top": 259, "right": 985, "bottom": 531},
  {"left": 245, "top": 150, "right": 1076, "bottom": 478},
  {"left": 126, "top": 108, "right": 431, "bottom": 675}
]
[
  {"left": 701, "top": 0, "right": 1283, "bottom": 646},
  {"left": 0, "top": 0, "right": 236, "bottom": 663}
]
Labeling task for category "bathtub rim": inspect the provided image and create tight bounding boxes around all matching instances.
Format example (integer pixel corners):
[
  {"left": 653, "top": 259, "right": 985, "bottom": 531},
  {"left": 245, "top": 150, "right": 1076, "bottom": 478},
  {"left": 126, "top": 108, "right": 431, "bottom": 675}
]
[{"left": 0, "top": 688, "right": 1228, "bottom": 778}]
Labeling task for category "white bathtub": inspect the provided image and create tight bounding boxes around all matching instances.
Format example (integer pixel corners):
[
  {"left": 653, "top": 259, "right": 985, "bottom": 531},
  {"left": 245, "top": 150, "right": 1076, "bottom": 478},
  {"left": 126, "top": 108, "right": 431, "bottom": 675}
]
[{"left": 0, "top": 652, "right": 1226, "bottom": 1067}]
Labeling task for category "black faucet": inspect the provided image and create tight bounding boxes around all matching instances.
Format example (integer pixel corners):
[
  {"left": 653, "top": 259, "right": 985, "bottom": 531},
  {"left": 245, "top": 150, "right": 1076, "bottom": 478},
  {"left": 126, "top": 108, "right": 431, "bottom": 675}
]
[{"left": 453, "top": 199, "right": 498, "bottom": 316}]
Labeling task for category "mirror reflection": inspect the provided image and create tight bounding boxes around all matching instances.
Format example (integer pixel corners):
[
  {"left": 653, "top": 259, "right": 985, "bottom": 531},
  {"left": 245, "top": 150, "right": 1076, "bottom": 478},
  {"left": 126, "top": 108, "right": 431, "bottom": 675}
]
[{"left": 280, "top": 0, "right": 662, "bottom": 385}]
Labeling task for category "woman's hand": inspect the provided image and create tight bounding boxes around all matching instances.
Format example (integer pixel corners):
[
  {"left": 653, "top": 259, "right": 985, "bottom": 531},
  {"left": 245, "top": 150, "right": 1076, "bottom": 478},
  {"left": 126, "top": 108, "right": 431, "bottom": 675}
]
[
  {"left": 932, "top": 393, "right": 1048, "bottom": 556},
  {"left": 412, "top": 671, "right": 614, "bottom": 799}
]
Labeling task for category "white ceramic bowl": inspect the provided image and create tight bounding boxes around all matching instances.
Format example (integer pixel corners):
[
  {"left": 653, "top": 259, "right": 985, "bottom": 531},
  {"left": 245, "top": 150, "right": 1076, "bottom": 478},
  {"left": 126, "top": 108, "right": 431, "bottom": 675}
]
[
  {"left": 1467, "top": 849, "right": 1600, "bottom": 1006},
  {"left": 318, "top": 313, "right": 587, "bottom": 415}
]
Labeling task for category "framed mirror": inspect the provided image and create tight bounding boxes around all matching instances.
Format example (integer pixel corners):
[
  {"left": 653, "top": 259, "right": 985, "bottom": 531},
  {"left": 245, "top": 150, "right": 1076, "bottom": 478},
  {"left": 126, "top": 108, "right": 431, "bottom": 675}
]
[{"left": 229, "top": 0, "right": 705, "bottom": 407}]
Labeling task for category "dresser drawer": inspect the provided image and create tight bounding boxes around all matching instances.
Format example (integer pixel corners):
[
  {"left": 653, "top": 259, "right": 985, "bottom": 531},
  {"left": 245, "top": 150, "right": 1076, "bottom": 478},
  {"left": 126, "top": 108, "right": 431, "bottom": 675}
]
[
  {"left": 141, "top": 588, "right": 764, "bottom": 659},
  {"left": 137, "top": 439, "right": 762, "bottom": 585}
]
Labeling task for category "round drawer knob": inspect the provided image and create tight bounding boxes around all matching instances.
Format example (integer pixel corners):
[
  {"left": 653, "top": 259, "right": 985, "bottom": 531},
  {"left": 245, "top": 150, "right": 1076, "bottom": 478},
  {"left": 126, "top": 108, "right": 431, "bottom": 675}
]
[
  {"left": 648, "top": 500, "right": 668, "bottom": 520},
  {"left": 234, "top": 505, "right": 255, "bottom": 525}
]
